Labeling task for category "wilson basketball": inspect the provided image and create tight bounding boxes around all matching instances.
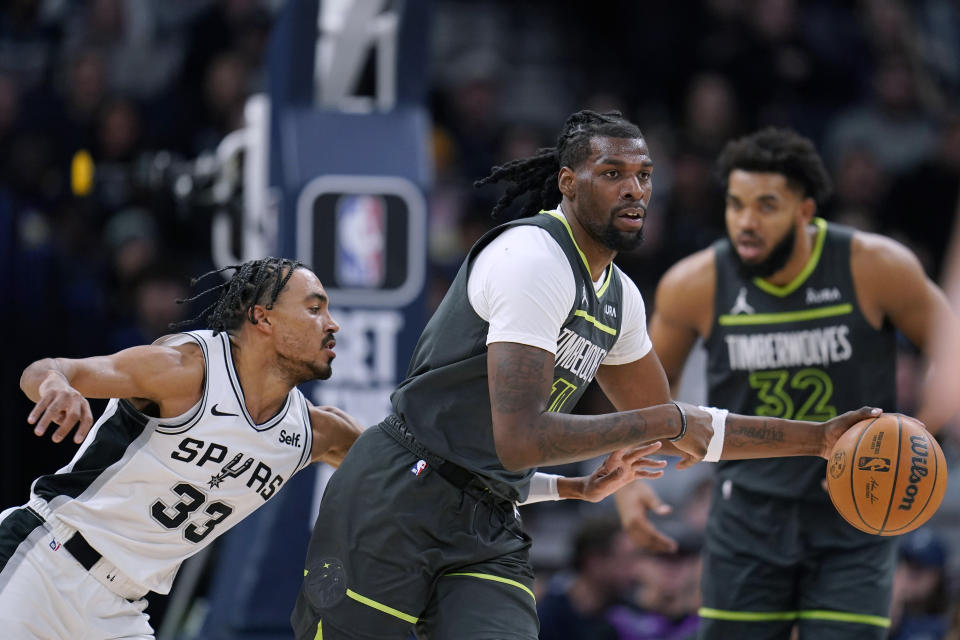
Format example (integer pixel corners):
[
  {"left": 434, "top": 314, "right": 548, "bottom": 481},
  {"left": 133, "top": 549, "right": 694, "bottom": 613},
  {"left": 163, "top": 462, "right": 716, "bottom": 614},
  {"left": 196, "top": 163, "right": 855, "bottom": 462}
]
[{"left": 826, "top": 414, "right": 947, "bottom": 536}]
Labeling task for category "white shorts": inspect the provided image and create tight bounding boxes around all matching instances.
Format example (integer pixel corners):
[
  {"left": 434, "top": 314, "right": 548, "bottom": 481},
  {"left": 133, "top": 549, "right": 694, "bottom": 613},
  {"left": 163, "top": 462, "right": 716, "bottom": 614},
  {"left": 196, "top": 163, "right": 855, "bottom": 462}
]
[{"left": 0, "top": 506, "right": 155, "bottom": 640}]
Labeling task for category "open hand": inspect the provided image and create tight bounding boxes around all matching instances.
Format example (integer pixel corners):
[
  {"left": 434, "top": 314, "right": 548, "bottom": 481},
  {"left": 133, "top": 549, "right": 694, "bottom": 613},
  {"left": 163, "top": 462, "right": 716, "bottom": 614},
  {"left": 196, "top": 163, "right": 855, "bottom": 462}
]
[
  {"left": 577, "top": 442, "right": 667, "bottom": 502},
  {"left": 27, "top": 374, "right": 94, "bottom": 444},
  {"left": 614, "top": 479, "right": 678, "bottom": 553}
]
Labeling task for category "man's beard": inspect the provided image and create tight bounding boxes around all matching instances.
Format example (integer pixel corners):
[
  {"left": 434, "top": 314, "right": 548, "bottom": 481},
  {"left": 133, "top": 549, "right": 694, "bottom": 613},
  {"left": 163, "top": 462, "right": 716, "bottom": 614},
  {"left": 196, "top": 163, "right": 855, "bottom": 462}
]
[
  {"left": 308, "top": 362, "right": 333, "bottom": 381},
  {"left": 729, "top": 225, "right": 796, "bottom": 280},
  {"left": 279, "top": 353, "right": 333, "bottom": 385},
  {"left": 589, "top": 211, "right": 646, "bottom": 252},
  {"left": 600, "top": 224, "right": 645, "bottom": 252}
]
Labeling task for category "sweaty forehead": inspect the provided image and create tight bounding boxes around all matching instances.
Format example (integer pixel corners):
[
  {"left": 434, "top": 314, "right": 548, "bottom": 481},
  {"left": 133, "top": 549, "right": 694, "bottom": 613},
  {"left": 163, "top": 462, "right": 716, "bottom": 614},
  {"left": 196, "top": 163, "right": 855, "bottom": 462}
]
[{"left": 589, "top": 136, "right": 651, "bottom": 164}]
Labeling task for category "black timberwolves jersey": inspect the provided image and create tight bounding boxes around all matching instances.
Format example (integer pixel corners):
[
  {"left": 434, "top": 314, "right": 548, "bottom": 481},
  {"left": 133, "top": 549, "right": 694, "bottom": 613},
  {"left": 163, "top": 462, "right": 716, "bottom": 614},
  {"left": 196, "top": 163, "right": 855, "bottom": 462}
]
[
  {"left": 391, "top": 210, "right": 625, "bottom": 501},
  {"left": 705, "top": 219, "right": 897, "bottom": 499}
]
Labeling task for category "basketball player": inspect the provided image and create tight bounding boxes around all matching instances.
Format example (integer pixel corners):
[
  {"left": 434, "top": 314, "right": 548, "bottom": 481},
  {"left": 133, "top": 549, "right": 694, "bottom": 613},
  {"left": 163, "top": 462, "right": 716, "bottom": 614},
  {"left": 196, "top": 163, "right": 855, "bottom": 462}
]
[
  {"left": 646, "top": 128, "right": 960, "bottom": 639},
  {"left": 0, "top": 258, "right": 361, "bottom": 638},
  {"left": 0, "top": 256, "right": 673, "bottom": 639},
  {"left": 290, "top": 111, "right": 880, "bottom": 640}
]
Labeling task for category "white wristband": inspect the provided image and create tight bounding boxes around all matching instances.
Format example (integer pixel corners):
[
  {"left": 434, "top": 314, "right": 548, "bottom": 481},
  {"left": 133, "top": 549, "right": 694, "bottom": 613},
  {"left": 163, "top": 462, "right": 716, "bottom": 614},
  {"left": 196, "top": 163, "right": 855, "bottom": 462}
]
[
  {"left": 519, "top": 472, "right": 561, "bottom": 504},
  {"left": 698, "top": 406, "right": 728, "bottom": 462}
]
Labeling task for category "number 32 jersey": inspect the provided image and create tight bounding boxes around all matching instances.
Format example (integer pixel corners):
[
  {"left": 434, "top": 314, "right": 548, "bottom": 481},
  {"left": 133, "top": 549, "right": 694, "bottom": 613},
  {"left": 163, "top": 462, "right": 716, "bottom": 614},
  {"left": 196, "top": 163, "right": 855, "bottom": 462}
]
[
  {"left": 705, "top": 219, "right": 897, "bottom": 500},
  {"left": 30, "top": 330, "right": 314, "bottom": 594}
]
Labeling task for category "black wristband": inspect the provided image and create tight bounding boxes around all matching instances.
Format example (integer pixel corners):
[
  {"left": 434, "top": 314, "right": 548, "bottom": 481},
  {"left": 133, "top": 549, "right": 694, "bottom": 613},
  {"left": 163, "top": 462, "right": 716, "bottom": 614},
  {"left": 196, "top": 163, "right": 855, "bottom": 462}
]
[{"left": 669, "top": 401, "right": 687, "bottom": 442}]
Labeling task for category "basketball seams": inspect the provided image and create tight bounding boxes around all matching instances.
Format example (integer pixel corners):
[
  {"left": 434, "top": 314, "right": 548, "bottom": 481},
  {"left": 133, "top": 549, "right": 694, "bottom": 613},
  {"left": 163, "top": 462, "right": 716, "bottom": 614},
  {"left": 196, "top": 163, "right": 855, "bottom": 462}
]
[
  {"left": 876, "top": 415, "right": 902, "bottom": 534},
  {"left": 828, "top": 414, "right": 947, "bottom": 537},
  {"left": 884, "top": 428, "right": 940, "bottom": 535},
  {"left": 849, "top": 416, "right": 882, "bottom": 534}
]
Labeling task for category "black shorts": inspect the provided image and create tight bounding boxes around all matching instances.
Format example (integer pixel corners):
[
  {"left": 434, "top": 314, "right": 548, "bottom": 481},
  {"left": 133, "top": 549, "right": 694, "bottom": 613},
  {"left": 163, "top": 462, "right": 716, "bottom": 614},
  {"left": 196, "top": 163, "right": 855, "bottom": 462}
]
[
  {"left": 698, "top": 480, "right": 897, "bottom": 640},
  {"left": 291, "top": 419, "right": 538, "bottom": 639}
]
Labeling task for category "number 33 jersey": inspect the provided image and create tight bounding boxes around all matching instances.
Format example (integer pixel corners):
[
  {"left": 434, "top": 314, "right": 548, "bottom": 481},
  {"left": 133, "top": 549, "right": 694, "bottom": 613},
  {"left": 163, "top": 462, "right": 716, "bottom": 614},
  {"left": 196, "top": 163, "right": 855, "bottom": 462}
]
[{"left": 30, "top": 330, "right": 314, "bottom": 594}]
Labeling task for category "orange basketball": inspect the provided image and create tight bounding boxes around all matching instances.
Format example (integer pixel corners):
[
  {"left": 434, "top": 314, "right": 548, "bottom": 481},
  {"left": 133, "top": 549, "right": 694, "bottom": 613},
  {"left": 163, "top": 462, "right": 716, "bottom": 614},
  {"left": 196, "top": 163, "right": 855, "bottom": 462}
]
[{"left": 826, "top": 413, "right": 947, "bottom": 536}]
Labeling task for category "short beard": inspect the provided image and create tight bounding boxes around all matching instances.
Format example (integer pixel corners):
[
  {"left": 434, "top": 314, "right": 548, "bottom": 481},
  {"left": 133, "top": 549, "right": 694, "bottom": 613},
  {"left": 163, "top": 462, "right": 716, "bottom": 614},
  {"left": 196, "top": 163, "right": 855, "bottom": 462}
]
[
  {"left": 308, "top": 362, "right": 333, "bottom": 381},
  {"left": 279, "top": 354, "right": 332, "bottom": 386},
  {"left": 729, "top": 226, "right": 796, "bottom": 280},
  {"left": 593, "top": 220, "right": 645, "bottom": 253}
]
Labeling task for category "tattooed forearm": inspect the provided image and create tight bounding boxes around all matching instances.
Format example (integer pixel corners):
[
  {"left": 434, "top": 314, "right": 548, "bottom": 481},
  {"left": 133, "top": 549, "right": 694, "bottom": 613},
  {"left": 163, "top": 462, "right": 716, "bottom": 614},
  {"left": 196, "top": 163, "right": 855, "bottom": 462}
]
[
  {"left": 717, "top": 415, "right": 826, "bottom": 459},
  {"left": 488, "top": 342, "right": 680, "bottom": 469},
  {"left": 531, "top": 411, "right": 660, "bottom": 466},
  {"left": 724, "top": 419, "right": 785, "bottom": 449}
]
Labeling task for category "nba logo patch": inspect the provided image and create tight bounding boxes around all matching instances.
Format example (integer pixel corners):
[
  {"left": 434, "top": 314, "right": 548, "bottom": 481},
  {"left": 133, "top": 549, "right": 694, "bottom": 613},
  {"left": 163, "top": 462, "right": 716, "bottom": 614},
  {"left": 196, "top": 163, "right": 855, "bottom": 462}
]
[
  {"left": 336, "top": 194, "right": 386, "bottom": 288},
  {"left": 411, "top": 459, "right": 427, "bottom": 476}
]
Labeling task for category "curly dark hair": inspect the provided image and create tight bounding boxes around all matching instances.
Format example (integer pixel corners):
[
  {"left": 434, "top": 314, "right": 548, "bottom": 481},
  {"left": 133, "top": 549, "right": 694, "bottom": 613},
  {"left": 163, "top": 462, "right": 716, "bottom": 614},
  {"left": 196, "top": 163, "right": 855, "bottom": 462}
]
[
  {"left": 474, "top": 110, "right": 643, "bottom": 221},
  {"left": 717, "top": 127, "right": 833, "bottom": 203},
  {"left": 173, "top": 257, "right": 305, "bottom": 335}
]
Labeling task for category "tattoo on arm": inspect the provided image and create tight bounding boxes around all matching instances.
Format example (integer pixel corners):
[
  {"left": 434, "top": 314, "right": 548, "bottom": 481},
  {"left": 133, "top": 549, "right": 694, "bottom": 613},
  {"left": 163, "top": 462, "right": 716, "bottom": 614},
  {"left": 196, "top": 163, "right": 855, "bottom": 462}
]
[
  {"left": 490, "top": 343, "right": 663, "bottom": 466},
  {"left": 491, "top": 345, "right": 550, "bottom": 414},
  {"left": 724, "top": 419, "right": 785, "bottom": 449},
  {"left": 532, "top": 411, "right": 654, "bottom": 465}
]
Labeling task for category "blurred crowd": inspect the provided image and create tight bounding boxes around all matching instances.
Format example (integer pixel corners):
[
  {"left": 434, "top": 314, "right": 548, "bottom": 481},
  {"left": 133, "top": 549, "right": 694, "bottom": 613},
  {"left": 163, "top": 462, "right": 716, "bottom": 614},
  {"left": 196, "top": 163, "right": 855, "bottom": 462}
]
[{"left": 3, "top": 0, "right": 960, "bottom": 638}]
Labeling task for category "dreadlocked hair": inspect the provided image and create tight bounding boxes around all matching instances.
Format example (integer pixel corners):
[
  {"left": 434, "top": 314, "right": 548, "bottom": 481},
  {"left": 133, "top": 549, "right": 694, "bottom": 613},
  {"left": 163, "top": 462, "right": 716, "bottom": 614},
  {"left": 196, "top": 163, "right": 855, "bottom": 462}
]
[
  {"left": 473, "top": 110, "right": 643, "bottom": 221},
  {"left": 171, "top": 257, "right": 305, "bottom": 335}
]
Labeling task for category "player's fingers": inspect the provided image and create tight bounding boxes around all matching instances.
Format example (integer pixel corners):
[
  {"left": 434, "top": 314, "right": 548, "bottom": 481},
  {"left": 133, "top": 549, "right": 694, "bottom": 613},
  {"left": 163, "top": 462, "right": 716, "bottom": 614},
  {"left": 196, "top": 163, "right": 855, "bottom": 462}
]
[
  {"left": 605, "top": 448, "right": 628, "bottom": 464},
  {"left": 33, "top": 402, "right": 63, "bottom": 436},
  {"left": 634, "top": 486, "right": 672, "bottom": 516},
  {"left": 625, "top": 522, "right": 677, "bottom": 553},
  {"left": 74, "top": 403, "right": 95, "bottom": 444},
  {"left": 622, "top": 441, "right": 663, "bottom": 462},
  {"left": 51, "top": 413, "right": 77, "bottom": 443},
  {"left": 32, "top": 412, "right": 53, "bottom": 436},
  {"left": 594, "top": 467, "right": 622, "bottom": 485},
  {"left": 852, "top": 406, "right": 882, "bottom": 420},
  {"left": 28, "top": 394, "right": 54, "bottom": 427},
  {"left": 633, "top": 469, "right": 664, "bottom": 479},
  {"left": 632, "top": 458, "right": 668, "bottom": 469}
]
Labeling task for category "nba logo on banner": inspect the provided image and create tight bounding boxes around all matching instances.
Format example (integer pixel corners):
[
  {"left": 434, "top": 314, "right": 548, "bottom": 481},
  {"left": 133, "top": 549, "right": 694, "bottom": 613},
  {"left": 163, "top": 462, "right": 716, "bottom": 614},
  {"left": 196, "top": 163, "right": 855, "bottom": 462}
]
[
  {"left": 336, "top": 194, "right": 386, "bottom": 288},
  {"left": 297, "top": 174, "right": 427, "bottom": 307}
]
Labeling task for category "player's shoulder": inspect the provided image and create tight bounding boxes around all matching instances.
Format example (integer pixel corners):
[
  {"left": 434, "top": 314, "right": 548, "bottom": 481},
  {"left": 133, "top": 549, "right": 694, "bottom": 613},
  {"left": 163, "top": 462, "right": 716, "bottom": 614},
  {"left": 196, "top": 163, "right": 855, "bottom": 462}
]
[
  {"left": 140, "top": 334, "right": 207, "bottom": 376},
  {"left": 488, "top": 224, "right": 560, "bottom": 253},
  {"left": 850, "top": 228, "right": 924, "bottom": 271},
  {"left": 658, "top": 246, "right": 716, "bottom": 292},
  {"left": 849, "top": 229, "right": 932, "bottom": 310},
  {"left": 475, "top": 224, "right": 570, "bottom": 279},
  {"left": 652, "top": 247, "right": 716, "bottom": 326}
]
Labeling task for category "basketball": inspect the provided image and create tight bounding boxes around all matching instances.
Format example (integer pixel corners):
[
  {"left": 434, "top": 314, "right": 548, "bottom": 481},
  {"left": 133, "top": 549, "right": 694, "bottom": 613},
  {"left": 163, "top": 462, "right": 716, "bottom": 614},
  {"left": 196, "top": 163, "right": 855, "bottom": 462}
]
[{"left": 826, "top": 414, "right": 948, "bottom": 536}]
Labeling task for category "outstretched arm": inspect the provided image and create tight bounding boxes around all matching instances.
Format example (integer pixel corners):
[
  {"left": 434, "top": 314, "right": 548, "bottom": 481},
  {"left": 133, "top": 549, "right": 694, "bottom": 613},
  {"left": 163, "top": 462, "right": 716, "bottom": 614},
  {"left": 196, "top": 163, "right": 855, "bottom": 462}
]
[
  {"left": 20, "top": 343, "right": 205, "bottom": 443},
  {"left": 487, "top": 342, "right": 711, "bottom": 471},
  {"left": 552, "top": 441, "right": 667, "bottom": 502},
  {"left": 595, "top": 353, "right": 879, "bottom": 463},
  {"left": 595, "top": 350, "right": 878, "bottom": 552}
]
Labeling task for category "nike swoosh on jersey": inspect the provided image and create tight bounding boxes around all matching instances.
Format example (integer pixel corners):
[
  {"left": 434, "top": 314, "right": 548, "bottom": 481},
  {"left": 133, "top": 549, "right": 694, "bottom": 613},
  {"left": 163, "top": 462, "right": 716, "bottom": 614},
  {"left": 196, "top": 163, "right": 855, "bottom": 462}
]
[{"left": 211, "top": 404, "right": 239, "bottom": 417}]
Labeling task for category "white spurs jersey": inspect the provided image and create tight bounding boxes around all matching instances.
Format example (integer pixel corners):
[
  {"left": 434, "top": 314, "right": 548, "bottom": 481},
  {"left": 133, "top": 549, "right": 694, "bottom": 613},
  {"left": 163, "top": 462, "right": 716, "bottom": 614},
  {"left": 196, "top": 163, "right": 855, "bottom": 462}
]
[{"left": 30, "top": 330, "right": 314, "bottom": 594}]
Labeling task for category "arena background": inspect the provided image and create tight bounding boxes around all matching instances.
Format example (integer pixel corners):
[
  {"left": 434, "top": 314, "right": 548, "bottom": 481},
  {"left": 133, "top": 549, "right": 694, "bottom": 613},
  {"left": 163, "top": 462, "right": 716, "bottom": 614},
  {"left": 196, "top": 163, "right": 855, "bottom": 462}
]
[{"left": 2, "top": 1, "right": 959, "bottom": 638}]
